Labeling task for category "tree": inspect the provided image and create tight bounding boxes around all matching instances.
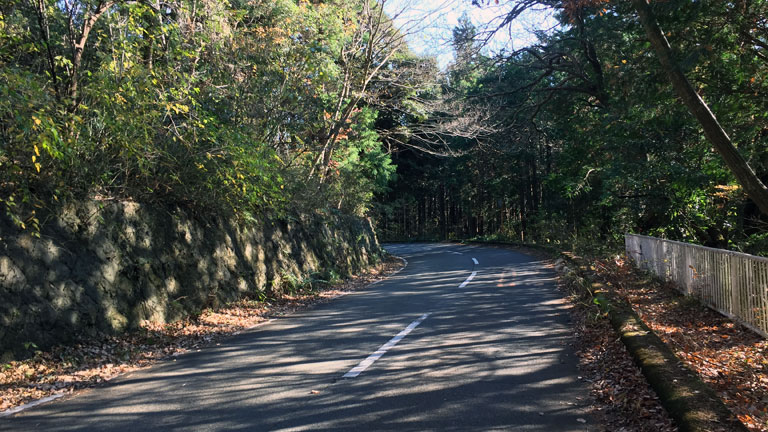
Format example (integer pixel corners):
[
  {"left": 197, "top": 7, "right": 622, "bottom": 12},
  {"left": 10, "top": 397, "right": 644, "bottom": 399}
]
[
  {"left": 487, "top": 0, "right": 768, "bottom": 216},
  {"left": 307, "top": 0, "right": 408, "bottom": 184},
  {"left": 629, "top": 0, "right": 768, "bottom": 216}
]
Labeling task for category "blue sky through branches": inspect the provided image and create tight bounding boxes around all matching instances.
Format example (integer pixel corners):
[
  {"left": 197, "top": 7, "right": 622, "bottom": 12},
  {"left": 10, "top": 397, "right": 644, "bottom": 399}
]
[{"left": 383, "top": 0, "right": 558, "bottom": 69}]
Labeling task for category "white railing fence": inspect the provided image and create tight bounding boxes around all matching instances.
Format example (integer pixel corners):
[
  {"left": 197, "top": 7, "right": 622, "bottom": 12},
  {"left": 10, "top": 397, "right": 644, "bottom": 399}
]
[{"left": 625, "top": 234, "right": 768, "bottom": 338}]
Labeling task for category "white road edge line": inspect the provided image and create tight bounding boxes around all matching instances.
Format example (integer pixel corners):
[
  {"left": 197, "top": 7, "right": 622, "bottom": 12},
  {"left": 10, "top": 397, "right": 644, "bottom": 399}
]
[
  {"left": 472, "top": 257, "right": 479, "bottom": 265},
  {"left": 343, "top": 312, "right": 431, "bottom": 378},
  {"left": 246, "top": 318, "right": 274, "bottom": 330},
  {"left": 393, "top": 257, "right": 408, "bottom": 275},
  {"left": 0, "top": 393, "right": 65, "bottom": 418},
  {"left": 370, "top": 256, "right": 408, "bottom": 285}
]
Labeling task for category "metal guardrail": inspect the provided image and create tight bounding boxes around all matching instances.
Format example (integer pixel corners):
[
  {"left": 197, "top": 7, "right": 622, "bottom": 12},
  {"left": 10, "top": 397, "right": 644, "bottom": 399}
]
[{"left": 625, "top": 234, "right": 768, "bottom": 338}]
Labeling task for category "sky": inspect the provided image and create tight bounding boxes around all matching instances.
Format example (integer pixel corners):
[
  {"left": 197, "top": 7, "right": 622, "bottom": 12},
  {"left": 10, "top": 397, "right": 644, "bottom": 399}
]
[{"left": 383, "top": 0, "right": 558, "bottom": 69}]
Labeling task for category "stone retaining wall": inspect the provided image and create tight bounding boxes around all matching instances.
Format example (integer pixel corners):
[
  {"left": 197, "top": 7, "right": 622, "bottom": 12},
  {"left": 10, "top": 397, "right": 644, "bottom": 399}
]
[{"left": 0, "top": 201, "right": 380, "bottom": 358}]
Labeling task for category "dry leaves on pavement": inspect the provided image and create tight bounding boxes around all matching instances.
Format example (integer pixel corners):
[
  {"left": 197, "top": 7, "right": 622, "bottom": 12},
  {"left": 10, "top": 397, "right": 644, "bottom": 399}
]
[{"left": 0, "top": 256, "right": 404, "bottom": 413}]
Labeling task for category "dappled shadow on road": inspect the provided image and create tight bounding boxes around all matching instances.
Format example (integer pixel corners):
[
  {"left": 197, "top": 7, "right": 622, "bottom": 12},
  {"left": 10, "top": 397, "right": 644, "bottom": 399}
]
[{"left": 2, "top": 245, "right": 590, "bottom": 431}]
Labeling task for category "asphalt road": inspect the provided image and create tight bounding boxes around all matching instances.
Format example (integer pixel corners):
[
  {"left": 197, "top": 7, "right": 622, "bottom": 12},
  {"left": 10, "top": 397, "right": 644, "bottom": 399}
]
[{"left": 1, "top": 243, "right": 592, "bottom": 431}]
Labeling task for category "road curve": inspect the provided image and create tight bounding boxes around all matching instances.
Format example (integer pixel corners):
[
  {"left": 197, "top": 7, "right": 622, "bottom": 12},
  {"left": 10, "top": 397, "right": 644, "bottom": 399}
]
[{"left": 1, "top": 243, "right": 593, "bottom": 431}]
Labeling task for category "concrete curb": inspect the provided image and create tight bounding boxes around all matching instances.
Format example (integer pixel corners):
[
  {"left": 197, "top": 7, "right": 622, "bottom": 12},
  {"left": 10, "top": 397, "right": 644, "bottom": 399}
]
[{"left": 591, "top": 287, "right": 747, "bottom": 432}]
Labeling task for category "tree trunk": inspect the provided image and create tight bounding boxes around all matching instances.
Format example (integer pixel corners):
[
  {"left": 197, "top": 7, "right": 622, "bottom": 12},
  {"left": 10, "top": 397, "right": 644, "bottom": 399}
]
[
  {"left": 32, "top": 0, "right": 62, "bottom": 100},
  {"left": 518, "top": 179, "right": 527, "bottom": 241},
  {"left": 440, "top": 183, "right": 447, "bottom": 240},
  {"left": 418, "top": 195, "right": 425, "bottom": 238},
  {"left": 631, "top": 0, "right": 768, "bottom": 216},
  {"left": 69, "top": 2, "right": 119, "bottom": 106},
  {"left": 529, "top": 156, "right": 539, "bottom": 214}
]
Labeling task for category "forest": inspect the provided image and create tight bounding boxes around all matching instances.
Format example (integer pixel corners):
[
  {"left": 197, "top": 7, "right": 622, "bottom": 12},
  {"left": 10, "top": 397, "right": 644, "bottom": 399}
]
[
  {"left": 377, "top": 0, "right": 768, "bottom": 256},
  {"left": 2, "top": 0, "right": 768, "bottom": 255}
]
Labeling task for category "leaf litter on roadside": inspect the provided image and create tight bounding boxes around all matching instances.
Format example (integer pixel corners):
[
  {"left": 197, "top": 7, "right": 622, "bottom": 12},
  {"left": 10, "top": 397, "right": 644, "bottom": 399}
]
[
  {"left": 558, "top": 269, "right": 678, "bottom": 432},
  {"left": 0, "top": 256, "right": 404, "bottom": 413},
  {"left": 589, "top": 256, "right": 768, "bottom": 432}
]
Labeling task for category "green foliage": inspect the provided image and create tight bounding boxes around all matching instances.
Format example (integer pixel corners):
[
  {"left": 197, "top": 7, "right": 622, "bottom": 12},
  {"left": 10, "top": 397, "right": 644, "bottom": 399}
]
[
  {"left": 1, "top": 0, "right": 405, "bottom": 227},
  {"left": 330, "top": 108, "right": 396, "bottom": 215}
]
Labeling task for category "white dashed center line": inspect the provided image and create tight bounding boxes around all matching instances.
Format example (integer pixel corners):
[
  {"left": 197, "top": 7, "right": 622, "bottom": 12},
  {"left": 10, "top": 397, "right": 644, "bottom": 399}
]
[
  {"left": 459, "top": 271, "right": 477, "bottom": 288},
  {"left": 343, "top": 255, "right": 481, "bottom": 379},
  {"left": 459, "top": 258, "right": 479, "bottom": 288},
  {"left": 343, "top": 313, "right": 432, "bottom": 378}
]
